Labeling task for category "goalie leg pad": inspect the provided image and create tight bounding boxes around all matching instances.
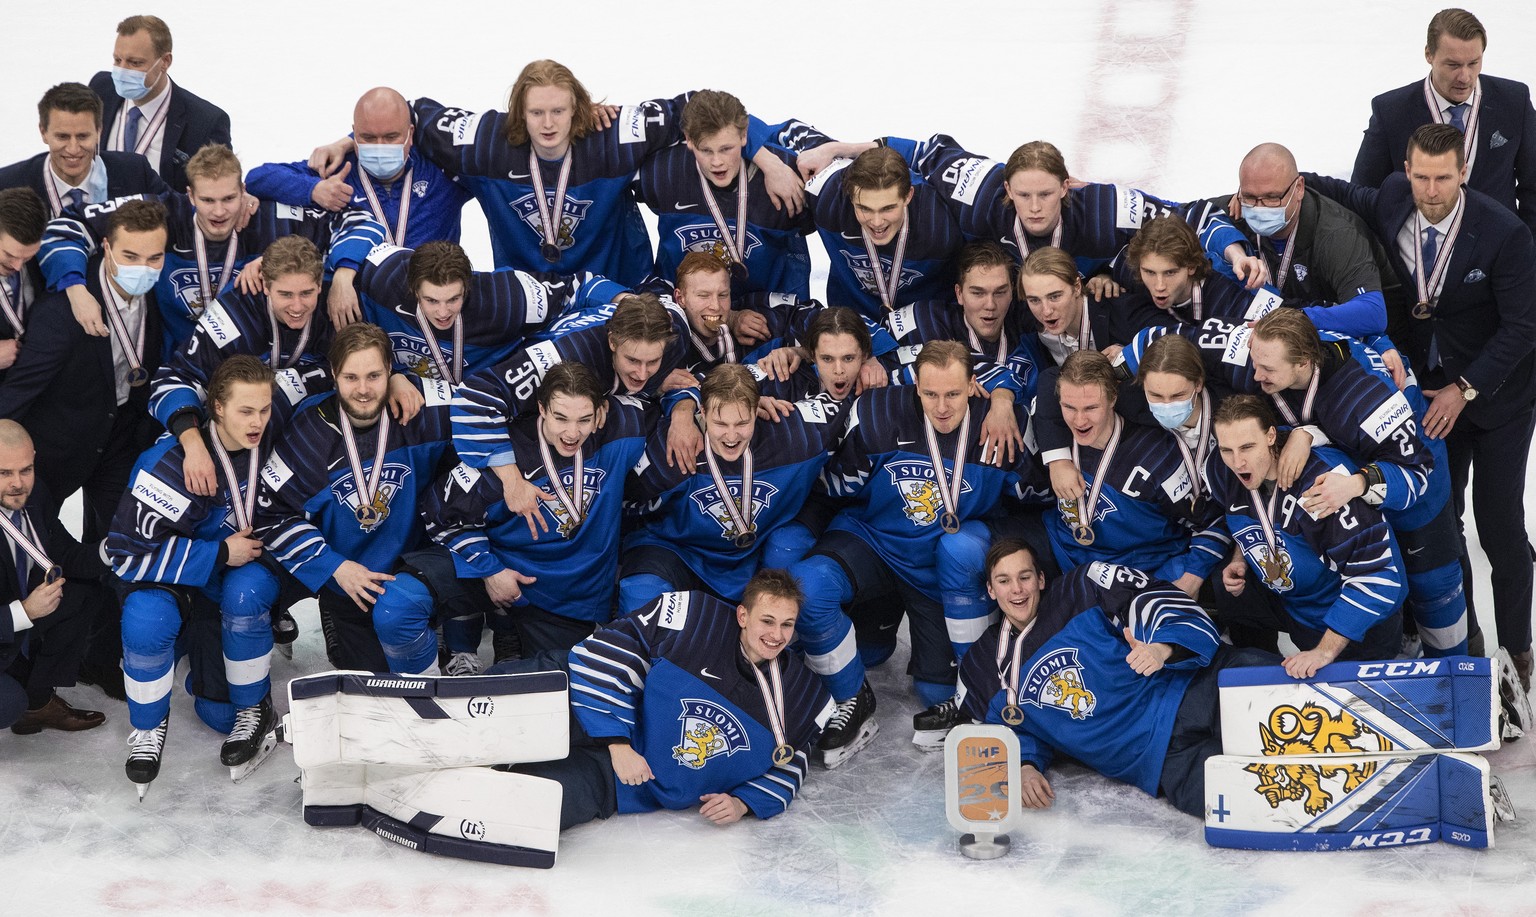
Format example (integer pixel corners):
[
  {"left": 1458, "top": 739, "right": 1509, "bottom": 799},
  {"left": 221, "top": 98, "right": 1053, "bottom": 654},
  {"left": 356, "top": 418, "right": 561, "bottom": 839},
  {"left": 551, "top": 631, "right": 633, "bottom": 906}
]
[
  {"left": 345, "top": 765, "right": 561, "bottom": 867},
  {"left": 1218, "top": 656, "right": 1499, "bottom": 756},
  {"left": 286, "top": 670, "right": 570, "bottom": 769},
  {"left": 1204, "top": 751, "right": 1495, "bottom": 850}
]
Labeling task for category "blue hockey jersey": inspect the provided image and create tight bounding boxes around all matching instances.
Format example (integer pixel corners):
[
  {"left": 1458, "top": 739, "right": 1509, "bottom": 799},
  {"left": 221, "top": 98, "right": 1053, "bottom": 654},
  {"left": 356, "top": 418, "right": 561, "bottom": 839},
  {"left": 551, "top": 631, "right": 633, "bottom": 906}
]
[
  {"left": 958, "top": 561, "right": 1220, "bottom": 795},
  {"left": 252, "top": 379, "right": 455, "bottom": 594},
  {"left": 106, "top": 427, "right": 272, "bottom": 597},
  {"left": 569, "top": 590, "right": 834, "bottom": 818},
  {"left": 625, "top": 393, "right": 849, "bottom": 600},
  {"left": 424, "top": 394, "right": 653, "bottom": 622}
]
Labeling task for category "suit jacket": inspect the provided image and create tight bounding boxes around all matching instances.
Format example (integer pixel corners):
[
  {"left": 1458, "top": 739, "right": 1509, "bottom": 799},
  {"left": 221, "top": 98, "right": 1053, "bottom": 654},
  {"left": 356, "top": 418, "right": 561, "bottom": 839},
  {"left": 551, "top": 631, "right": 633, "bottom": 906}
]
[
  {"left": 0, "top": 481, "right": 105, "bottom": 649},
  {"left": 89, "top": 72, "right": 232, "bottom": 194},
  {"left": 0, "top": 256, "right": 164, "bottom": 498},
  {"left": 0, "top": 150, "right": 169, "bottom": 213},
  {"left": 1307, "top": 171, "right": 1536, "bottom": 427},
  {"left": 1352, "top": 74, "right": 1536, "bottom": 233}
]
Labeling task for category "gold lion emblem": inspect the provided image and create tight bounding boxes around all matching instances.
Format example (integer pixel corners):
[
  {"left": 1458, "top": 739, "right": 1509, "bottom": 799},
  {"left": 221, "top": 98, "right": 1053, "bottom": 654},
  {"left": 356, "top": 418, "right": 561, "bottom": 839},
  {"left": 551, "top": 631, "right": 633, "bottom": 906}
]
[
  {"left": 1047, "top": 670, "right": 1095, "bottom": 719},
  {"left": 1243, "top": 703, "right": 1393, "bottom": 815},
  {"left": 903, "top": 480, "right": 944, "bottom": 526},
  {"left": 672, "top": 722, "right": 723, "bottom": 769},
  {"left": 1255, "top": 544, "right": 1294, "bottom": 591}
]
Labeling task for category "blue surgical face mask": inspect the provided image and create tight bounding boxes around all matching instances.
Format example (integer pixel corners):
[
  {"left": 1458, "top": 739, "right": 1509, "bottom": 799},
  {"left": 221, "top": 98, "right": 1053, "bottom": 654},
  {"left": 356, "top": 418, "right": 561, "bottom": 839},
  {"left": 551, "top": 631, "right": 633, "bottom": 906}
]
[
  {"left": 1149, "top": 396, "right": 1195, "bottom": 430},
  {"left": 356, "top": 143, "right": 407, "bottom": 180},
  {"left": 1241, "top": 204, "right": 1289, "bottom": 237},
  {"left": 108, "top": 246, "right": 161, "bottom": 297},
  {"left": 111, "top": 63, "right": 161, "bottom": 102}
]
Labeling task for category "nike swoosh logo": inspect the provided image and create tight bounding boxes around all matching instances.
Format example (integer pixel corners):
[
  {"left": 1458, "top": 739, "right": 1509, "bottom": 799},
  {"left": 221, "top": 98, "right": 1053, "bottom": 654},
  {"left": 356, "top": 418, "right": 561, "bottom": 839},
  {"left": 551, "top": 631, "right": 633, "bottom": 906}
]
[
  {"left": 700, "top": 667, "right": 721, "bottom": 680},
  {"left": 1407, "top": 546, "right": 1426, "bottom": 556},
  {"left": 897, "top": 439, "right": 917, "bottom": 448},
  {"left": 507, "top": 171, "right": 530, "bottom": 179},
  {"left": 878, "top": 623, "right": 899, "bottom": 632},
  {"left": 1229, "top": 505, "right": 1247, "bottom": 513},
  {"left": 675, "top": 202, "right": 700, "bottom": 211}
]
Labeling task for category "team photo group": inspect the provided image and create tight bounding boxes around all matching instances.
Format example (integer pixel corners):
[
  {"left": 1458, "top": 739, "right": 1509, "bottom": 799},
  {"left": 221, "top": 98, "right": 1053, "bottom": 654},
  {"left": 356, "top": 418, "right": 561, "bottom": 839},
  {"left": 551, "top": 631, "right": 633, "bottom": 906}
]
[{"left": 0, "top": 5, "right": 1532, "bottom": 862}]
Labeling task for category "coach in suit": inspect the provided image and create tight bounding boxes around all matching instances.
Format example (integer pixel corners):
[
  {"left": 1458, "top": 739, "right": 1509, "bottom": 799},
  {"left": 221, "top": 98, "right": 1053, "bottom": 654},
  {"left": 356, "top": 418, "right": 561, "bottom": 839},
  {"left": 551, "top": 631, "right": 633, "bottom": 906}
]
[
  {"left": 1309, "top": 123, "right": 1536, "bottom": 686},
  {"left": 0, "top": 421, "right": 109, "bottom": 733},
  {"left": 0, "top": 83, "right": 169, "bottom": 218},
  {"left": 1352, "top": 8, "right": 1536, "bottom": 233},
  {"left": 91, "top": 14, "right": 232, "bottom": 195}
]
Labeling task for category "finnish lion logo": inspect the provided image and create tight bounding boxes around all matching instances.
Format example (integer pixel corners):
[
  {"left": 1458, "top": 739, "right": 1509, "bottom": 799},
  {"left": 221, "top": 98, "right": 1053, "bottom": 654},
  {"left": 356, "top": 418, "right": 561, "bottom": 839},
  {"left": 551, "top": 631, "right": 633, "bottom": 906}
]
[{"left": 1243, "top": 703, "right": 1393, "bottom": 815}]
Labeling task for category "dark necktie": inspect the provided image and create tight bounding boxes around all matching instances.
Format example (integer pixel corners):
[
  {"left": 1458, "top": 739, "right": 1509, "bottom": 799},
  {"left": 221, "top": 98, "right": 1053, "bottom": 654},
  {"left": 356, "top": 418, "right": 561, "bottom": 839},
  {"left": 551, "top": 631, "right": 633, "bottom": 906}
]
[
  {"left": 125, "top": 106, "right": 143, "bottom": 151},
  {"left": 1448, "top": 103, "right": 1469, "bottom": 133},
  {"left": 65, "top": 188, "right": 86, "bottom": 214}
]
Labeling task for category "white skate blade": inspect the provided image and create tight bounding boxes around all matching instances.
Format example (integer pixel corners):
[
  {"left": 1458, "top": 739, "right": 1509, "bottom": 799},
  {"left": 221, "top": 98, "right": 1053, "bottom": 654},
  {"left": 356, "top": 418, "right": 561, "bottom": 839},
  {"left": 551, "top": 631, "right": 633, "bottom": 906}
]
[
  {"left": 1490, "top": 776, "right": 1518, "bottom": 824},
  {"left": 135, "top": 782, "right": 149, "bottom": 802},
  {"left": 230, "top": 730, "right": 280, "bottom": 784},
  {"left": 911, "top": 727, "right": 952, "bottom": 752},
  {"left": 817, "top": 720, "right": 879, "bottom": 770}
]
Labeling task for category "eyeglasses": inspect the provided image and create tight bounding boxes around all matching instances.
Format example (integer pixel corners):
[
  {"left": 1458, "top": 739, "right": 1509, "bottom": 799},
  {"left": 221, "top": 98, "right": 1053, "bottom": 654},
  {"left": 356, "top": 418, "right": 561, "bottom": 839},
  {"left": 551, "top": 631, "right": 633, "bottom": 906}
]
[{"left": 1237, "top": 176, "right": 1300, "bottom": 209}]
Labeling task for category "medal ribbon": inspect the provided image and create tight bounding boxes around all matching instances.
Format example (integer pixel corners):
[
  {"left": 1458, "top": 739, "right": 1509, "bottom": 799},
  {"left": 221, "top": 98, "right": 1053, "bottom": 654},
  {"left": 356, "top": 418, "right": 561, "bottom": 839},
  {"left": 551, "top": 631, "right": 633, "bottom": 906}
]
[
  {"left": 695, "top": 162, "right": 749, "bottom": 270},
  {"left": 0, "top": 510, "right": 56, "bottom": 576},
  {"left": 413, "top": 307, "right": 464, "bottom": 385},
  {"left": 359, "top": 166, "right": 413, "bottom": 247},
  {"left": 862, "top": 219, "right": 910, "bottom": 312},
  {"left": 1011, "top": 215, "right": 1063, "bottom": 258},
  {"left": 1269, "top": 365, "right": 1321, "bottom": 427},
  {"left": 1170, "top": 390, "right": 1213, "bottom": 501},
  {"left": 339, "top": 409, "right": 391, "bottom": 518},
  {"left": 529, "top": 151, "right": 573, "bottom": 254},
  {"left": 923, "top": 410, "right": 971, "bottom": 525},
  {"left": 1070, "top": 414, "right": 1123, "bottom": 534},
  {"left": 534, "top": 425, "right": 586, "bottom": 531},
  {"left": 113, "top": 86, "right": 172, "bottom": 159},
  {"left": 193, "top": 220, "right": 240, "bottom": 310},
  {"left": 98, "top": 261, "right": 147, "bottom": 381},
  {"left": 995, "top": 617, "right": 1037, "bottom": 709},
  {"left": 742, "top": 645, "right": 790, "bottom": 763},
  {"left": 208, "top": 425, "right": 260, "bottom": 532},
  {"left": 1412, "top": 193, "right": 1465, "bottom": 314},
  {"left": 1424, "top": 76, "right": 1482, "bottom": 176},
  {"left": 701, "top": 426, "right": 754, "bottom": 539},
  {"left": 266, "top": 304, "right": 313, "bottom": 370}
]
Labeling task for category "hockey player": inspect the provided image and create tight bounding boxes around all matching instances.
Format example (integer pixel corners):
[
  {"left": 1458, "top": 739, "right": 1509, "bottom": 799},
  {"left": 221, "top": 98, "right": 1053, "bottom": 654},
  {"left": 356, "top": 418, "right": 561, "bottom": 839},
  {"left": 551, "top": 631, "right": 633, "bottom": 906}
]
[
  {"left": 38, "top": 144, "right": 383, "bottom": 353},
  {"left": 1044, "top": 351, "right": 1229, "bottom": 592},
  {"left": 1210, "top": 395, "right": 1407, "bottom": 674},
  {"left": 788, "top": 341, "right": 1040, "bottom": 766},
  {"left": 797, "top": 145, "right": 965, "bottom": 319},
  {"left": 957, "top": 539, "right": 1274, "bottom": 816},
  {"left": 367, "top": 363, "right": 653, "bottom": 675},
  {"left": 502, "top": 570, "right": 832, "bottom": 829},
  {"left": 356, "top": 240, "right": 567, "bottom": 385},
  {"left": 853, "top": 134, "right": 1265, "bottom": 287},
  {"left": 1016, "top": 247, "right": 1170, "bottom": 373},
  {"left": 252, "top": 323, "right": 454, "bottom": 671},
  {"left": 451, "top": 293, "right": 681, "bottom": 475},
  {"left": 1120, "top": 216, "right": 1290, "bottom": 327},
  {"left": 620, "top": 364, "right": 848, "bottom": 612},
  {"left": 246, "top": 87, "right": 473, "bottom": 250},
  {"left": 405, "top": 61, "right": 795, "bottom": 283},
  {"left": 107, "top": 356, "right": 281, "bottom": 797},
  {"left": 637, "top": 89, "right": 815, "bottom": 299},
  {"left": 0, "top": 189, "right": 45, "bottom": 371},
  {"left": 752, "top": 306, "right": 874, "bottom": 408}
]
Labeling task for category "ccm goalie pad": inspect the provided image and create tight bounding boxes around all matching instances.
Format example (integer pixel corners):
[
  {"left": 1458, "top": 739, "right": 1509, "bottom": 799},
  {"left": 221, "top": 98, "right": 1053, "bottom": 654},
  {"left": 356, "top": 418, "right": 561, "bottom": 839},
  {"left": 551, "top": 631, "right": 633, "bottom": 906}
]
[
  {"left": 1217, "top": 656, "right": 1500, "bottom": 757},
  {"left": 1204, "top": 752, "right": 1500, "bottom": 850},
  {"left": 284, "top": 669, "right": 569, "bottom": 769}
]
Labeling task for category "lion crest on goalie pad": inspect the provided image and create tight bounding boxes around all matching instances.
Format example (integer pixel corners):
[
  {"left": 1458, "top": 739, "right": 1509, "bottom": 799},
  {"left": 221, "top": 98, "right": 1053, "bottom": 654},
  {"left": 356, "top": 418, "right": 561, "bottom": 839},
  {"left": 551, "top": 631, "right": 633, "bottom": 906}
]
[
  {"left": 1243, "top": 703, "right": 1394, "bottom": 815},
  {"left": 1235, "top": 526, "right": 1294, "bottom": 592},
  {"left": 1021, "top": 648, "right": 1097, "bottom": 719},
  {"left": 885, "top": 459, "right": 972, "bottom": 528},
  {"left": 672, "top": 700, "right": 750, "bottom": 769}
]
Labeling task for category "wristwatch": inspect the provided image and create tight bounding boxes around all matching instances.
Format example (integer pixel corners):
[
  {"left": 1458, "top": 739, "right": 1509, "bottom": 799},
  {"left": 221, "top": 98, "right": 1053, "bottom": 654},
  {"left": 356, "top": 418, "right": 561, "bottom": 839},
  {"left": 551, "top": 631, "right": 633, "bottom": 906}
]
[{"left": 1454, "top": 377, "right": 1479, "bottom": 402}]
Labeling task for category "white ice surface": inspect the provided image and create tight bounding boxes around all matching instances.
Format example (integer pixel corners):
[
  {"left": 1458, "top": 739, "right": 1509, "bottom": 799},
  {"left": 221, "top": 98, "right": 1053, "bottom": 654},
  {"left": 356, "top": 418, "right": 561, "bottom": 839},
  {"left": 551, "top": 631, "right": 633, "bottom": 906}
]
[{"left": 3, "top": 1, "right": 1536, "bottom": 913}]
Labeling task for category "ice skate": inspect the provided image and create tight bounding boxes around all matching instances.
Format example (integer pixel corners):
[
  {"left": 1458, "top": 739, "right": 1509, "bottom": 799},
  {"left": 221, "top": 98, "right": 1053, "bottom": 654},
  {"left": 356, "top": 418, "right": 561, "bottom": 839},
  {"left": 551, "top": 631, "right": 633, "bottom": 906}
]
[
  {"left": 912, "top": 694, "right": 970, "bottom": 750},
  {"left": 222, "top": 696, "right": 278, "bottom": 782},
  {"left": 815, "top": 680, "right": 878, "bottom": 769},
  {"left": 126, "top": 716, "right": 170, "bottom": 802}
]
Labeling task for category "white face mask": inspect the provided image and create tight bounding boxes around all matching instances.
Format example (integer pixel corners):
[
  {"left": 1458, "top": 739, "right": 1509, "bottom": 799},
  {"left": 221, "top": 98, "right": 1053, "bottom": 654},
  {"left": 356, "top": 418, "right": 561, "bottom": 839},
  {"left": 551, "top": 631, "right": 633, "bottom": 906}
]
[
  {"left": 111, "top": 62, "right": 163, "bottom": 101},
  {"left": 108, "top": 245, "right": 160, "bottom": 296}
]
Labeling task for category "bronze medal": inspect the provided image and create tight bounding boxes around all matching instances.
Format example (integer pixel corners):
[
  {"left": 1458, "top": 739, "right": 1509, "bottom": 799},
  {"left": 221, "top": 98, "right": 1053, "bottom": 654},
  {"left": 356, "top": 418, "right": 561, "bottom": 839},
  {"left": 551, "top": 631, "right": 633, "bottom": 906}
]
[
  {"left": 1073, "top": 524, "right": 1095, "bottom": 546},
  {"left": 1001, "top": 704, "right": 1024, "bottom": 726},
  {"left": 44, "top": 564, "right": 63, "bottom": 586},
  {"left": 128, "top": 366, "right": 150, "bottom": 387},
  {"left": 540, "top": 241, "right": 561, "bottom": 263},
  {"left": 1412, "top": 300, "right": 1433, "bottom": 320},
  {"left": 734, "top": 530, "right": 756, "bottom": 550},
  {"left": 940, "top": 511, "right": 960, "bottom": 534},
  {"left": 772, "top": 743, "right": 794, "bottom": 767}
]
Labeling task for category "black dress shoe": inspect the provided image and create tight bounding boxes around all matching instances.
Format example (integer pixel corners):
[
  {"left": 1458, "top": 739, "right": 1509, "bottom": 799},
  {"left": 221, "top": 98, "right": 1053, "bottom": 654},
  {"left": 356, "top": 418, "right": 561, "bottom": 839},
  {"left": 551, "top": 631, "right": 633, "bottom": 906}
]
[{"left": 11, "top": 694, "right": 106, "bottom": 734}]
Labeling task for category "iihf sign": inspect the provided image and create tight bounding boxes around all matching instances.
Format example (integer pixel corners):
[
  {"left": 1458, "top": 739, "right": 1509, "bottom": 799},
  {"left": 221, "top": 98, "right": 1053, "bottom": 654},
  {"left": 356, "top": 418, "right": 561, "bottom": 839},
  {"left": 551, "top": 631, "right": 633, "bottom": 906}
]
[{"left": 672, "top": 699, "right": 750, "bottom": 769}]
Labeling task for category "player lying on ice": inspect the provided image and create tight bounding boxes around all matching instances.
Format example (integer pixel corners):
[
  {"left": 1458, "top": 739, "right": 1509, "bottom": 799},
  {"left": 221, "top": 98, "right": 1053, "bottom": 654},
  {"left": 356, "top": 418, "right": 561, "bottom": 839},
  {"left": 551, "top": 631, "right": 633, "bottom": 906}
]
[{"left": 957, "top": 539, "right": 1277, "bottom": 816}]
